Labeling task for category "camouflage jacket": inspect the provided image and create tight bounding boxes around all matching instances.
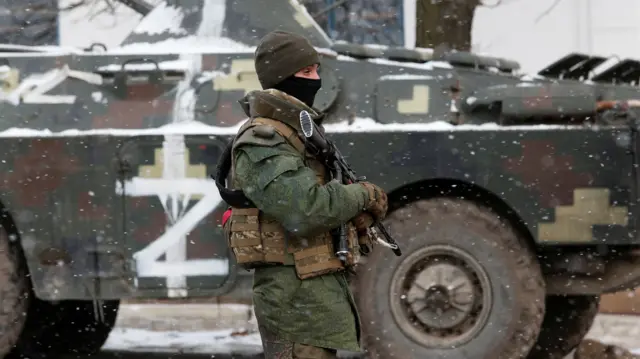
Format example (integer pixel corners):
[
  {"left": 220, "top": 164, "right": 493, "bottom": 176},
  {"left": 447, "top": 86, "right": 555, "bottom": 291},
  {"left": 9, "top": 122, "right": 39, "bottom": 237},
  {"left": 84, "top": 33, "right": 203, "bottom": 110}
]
[{"left": 232, "top": 89, "right": 368, "bottom": 351}]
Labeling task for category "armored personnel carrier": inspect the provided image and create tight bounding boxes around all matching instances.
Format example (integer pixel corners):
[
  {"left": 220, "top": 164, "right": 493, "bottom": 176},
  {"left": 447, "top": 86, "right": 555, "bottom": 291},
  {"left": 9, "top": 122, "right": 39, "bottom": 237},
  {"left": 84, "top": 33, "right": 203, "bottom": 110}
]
[{"left": 0, "top": 0, "right": 637, "bottom": 358}]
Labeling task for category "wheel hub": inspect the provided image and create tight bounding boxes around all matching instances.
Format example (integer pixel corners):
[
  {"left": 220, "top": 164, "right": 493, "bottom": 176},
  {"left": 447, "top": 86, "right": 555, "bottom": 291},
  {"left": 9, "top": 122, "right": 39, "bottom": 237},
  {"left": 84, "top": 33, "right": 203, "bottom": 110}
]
[
  {"left": 407, "top": 263, "right": 476, "bottom": 330},
  {"left": 390, "top": 245, "right": 493, "bottom": 348}
]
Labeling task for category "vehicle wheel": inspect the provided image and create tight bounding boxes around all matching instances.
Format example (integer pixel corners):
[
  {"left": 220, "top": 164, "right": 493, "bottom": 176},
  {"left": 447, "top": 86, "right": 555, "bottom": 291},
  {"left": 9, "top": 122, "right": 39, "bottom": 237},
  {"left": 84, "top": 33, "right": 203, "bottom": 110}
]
[
  {"left": 13, "top": 299, "right": 119, "bottom": 356},
  {"left": 355, "top": 198, "right": 546, "bottom": 359},
  {"left": 0, "top": 226, "right": 30, "bottom": 357},
  {"left": 50, "top": 300, "right": 120, "bottom": 355},
  {"left": 528, "top": 295, "right": 600, "bottom": 359}
]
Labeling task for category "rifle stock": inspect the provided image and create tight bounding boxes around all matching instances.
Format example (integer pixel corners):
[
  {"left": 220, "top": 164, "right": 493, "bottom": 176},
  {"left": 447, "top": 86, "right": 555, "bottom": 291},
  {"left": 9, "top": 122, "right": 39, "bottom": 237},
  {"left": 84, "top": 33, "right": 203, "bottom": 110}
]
[{"left": 299, "top": 110, "right": 402, "bottom": 257}]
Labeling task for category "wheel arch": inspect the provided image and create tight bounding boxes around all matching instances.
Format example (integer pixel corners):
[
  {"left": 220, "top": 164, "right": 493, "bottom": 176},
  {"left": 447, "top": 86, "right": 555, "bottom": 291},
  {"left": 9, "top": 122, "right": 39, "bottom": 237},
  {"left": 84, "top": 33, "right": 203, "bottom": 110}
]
[
  {"left": 0, "top": 198, "right": 37, "bottom": 291},
  {"left": 386, "top": 177, "right": 536, "bottom": 251},
  {"left": 0, "top": 198, "right": 121, "bottom": 356},
  {"left": 0, "top": 199, "right": 20, "bottom": 243}
]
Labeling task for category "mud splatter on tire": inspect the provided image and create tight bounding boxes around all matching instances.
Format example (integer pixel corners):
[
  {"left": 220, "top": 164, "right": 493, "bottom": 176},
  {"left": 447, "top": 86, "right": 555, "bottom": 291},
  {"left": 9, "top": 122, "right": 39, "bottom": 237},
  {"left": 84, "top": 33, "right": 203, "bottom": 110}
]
[{"left": 355, "top": 198, "right": 546, "bottom": 359}]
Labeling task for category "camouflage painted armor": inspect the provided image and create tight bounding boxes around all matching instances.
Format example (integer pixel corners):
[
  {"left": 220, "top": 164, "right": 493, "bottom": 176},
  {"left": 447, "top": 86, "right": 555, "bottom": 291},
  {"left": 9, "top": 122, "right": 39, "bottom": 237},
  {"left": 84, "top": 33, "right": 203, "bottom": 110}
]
[{"left": 224, "top": 88, "right": 370, "bottom": 352}]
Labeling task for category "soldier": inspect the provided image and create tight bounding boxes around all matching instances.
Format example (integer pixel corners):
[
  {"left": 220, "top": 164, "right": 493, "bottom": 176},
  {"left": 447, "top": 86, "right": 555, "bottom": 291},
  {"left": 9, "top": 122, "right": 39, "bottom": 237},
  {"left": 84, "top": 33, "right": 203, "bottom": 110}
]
[{"left": 221, "top": 30, "right": 388, "bottom": 358}]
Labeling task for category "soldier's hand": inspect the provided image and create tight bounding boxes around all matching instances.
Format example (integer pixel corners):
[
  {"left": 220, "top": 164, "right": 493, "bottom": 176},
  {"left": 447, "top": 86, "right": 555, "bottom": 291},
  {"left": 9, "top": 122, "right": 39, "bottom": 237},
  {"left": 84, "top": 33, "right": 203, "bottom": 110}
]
[
  {"left": 359, "top": 182, "right": 388, "bottom": 222},
  {"left": 353, "top": 212, "right": 374, "bottom": 232}
]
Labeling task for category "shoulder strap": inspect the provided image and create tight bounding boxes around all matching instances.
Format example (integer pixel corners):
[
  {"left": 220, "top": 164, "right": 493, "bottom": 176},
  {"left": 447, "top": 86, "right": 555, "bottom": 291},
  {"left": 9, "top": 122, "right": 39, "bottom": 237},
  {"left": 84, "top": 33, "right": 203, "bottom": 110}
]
[
  {"left": 252, "top": 117, "right": 306, "bottom": 155},
  {"left": 213, "top": 118, "right": 259, "bottom": 209},
  {"left": 213, "top": 116, "right": 308, "bottom": 208},
  {"left": 213, "top": 139, "right": 256, "bottom": 208}
]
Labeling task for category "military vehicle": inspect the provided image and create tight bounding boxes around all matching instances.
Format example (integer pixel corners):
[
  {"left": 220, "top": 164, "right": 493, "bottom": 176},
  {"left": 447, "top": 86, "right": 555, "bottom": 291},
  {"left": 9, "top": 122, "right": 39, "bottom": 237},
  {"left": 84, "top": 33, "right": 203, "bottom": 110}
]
[{"left": 0, "top": 0, "right": 637, "bottom": 358}]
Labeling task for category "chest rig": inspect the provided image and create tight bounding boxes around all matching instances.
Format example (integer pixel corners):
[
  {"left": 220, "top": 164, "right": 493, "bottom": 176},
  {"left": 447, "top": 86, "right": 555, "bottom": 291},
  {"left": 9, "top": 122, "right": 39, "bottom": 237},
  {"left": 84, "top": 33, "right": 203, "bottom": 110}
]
[{"left": 215, "top": 116, "right": 362, "bottom": 280}]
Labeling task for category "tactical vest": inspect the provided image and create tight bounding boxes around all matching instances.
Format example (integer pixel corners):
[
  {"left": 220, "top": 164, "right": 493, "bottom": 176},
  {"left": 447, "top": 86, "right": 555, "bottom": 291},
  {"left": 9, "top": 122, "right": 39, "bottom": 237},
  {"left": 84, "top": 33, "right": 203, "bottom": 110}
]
[{"left": 221, "top": 117, "right": 363, "bottom": 280}]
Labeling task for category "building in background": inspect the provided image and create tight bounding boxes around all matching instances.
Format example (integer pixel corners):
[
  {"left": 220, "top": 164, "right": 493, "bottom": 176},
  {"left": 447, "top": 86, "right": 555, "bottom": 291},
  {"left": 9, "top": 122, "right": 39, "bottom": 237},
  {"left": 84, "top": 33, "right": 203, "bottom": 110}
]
[
  {"left": 303, "top": 0, "right": 640, "bottom": 75},
  {"left": 300, "top": 0, "right": 404, "bottom": 46},
  {"left": 472, "top": 0, "right": 640, "bottom": 74}
]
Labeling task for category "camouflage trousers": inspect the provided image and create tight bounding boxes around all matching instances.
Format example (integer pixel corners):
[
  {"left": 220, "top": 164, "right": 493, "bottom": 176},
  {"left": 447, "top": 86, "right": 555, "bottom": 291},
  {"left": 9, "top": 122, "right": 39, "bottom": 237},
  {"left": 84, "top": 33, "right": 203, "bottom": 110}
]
[{"left": 258, "top": 324, "right": 338, "bottom": 359}]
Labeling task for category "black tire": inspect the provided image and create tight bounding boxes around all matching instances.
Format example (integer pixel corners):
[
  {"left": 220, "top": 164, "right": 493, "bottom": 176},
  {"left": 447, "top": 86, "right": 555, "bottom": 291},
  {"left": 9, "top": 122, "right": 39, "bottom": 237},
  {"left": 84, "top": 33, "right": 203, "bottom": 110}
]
[
  {"left": 528, "top": 295, "right": 600, "bottom": 359},
  {"left": 12, "top": 299, "right": 119, "bottom": 356},
  {"left": 355, "top": 198, "right": 546, "bottom": 359},
  {"left": 50, "top": 300, "right": 120, "bottom": 355},
  {"left": 0, "top": 222, "right": 118, "bottom": 358},
  {"left": 0, "top": 226, "right": 30, "bottom": 358}
]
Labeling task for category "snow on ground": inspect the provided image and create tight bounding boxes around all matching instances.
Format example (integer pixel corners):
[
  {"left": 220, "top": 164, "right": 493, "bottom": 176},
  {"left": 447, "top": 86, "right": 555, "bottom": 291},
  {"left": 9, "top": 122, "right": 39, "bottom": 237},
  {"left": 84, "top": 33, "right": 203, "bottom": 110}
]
[
  {"left": 113, "top": 303, "right": 258, "bottom": 332},
  {"left": 103, "top": 327, "right": 262, "bottom": 355},
  {"left": 585, "top": 314, "right": 640, "bottom": 355},
  {"left": 106, "top": 302, "right": 640, "bottom": 357},
  {"left": 102, "top": 302, "right": 263, "bottom": 355}
]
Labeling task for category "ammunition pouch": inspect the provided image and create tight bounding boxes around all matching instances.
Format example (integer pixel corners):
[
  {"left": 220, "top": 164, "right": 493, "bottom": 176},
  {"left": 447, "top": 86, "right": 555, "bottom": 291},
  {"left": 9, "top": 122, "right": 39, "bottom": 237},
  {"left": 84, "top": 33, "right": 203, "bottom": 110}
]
[
  {"left": 215, "top": 116, "right": 371, "bottom": 279},
  {"left": 225, "top": 207, "right": 347, "bottom": 279}
]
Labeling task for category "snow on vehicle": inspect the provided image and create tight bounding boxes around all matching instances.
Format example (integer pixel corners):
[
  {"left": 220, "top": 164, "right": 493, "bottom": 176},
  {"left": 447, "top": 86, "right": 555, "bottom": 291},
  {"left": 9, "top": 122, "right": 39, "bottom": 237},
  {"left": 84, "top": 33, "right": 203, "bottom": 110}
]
[{"left": 0, "top": 0, "right": 636, "bottom": 358}]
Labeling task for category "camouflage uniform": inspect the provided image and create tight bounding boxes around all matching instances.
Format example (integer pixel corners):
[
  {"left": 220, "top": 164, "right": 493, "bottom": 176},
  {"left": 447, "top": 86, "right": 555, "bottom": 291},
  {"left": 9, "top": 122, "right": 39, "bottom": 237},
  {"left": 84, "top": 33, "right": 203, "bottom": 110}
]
[{"left": 224, "top": 31, "right": 388, "bottom": 358}]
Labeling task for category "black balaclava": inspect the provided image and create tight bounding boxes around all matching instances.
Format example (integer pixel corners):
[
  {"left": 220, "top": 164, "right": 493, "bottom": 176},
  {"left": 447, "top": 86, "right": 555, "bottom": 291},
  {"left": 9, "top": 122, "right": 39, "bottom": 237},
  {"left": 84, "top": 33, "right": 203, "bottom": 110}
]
[{"left": 273, "top": 75, "right": 322, "bottom": 108}]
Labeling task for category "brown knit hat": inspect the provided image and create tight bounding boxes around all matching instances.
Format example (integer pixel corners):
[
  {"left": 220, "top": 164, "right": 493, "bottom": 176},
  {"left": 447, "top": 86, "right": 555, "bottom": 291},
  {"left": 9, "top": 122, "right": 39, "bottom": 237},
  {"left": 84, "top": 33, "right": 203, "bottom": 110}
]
[{"left": 254, "top": 30, "right": 320, "bottom": 90}]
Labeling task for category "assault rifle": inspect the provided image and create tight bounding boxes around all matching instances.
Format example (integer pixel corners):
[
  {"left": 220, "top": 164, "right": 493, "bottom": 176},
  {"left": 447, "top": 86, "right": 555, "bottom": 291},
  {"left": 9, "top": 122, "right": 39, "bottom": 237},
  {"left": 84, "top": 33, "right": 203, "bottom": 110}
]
[{"left": 298, "top": 110, "right": 402, "bottom": 261}]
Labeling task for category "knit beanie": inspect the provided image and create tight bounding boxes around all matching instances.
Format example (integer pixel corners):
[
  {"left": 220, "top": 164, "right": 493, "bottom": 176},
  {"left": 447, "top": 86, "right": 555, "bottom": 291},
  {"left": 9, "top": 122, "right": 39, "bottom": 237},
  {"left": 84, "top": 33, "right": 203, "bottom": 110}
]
[{"left": 254, "top": 30, "right": 320, "bottom": 90}]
